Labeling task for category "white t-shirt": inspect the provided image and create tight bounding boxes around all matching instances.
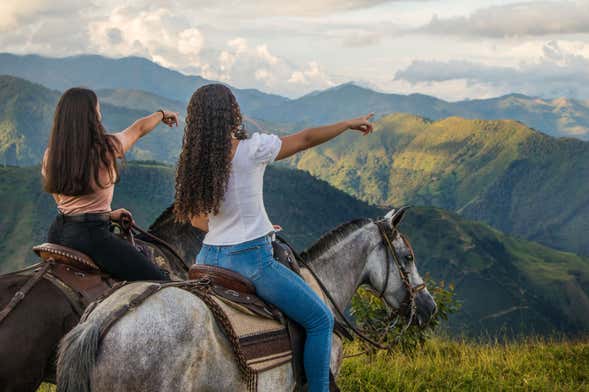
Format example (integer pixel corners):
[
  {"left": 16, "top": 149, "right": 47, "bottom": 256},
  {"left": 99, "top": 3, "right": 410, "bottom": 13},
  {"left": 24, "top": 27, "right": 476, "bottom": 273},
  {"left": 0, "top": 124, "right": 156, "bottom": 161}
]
[{"left": 203, "top": 132, "right": 283, "bottom": 245}]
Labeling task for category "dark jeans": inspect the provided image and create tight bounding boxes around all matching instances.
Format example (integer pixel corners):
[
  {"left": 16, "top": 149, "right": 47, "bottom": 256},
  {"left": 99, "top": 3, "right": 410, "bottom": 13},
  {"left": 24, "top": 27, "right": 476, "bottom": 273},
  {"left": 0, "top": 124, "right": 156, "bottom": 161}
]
[{"left": 47, "top": 214, "right": 167, "bottom": 281}]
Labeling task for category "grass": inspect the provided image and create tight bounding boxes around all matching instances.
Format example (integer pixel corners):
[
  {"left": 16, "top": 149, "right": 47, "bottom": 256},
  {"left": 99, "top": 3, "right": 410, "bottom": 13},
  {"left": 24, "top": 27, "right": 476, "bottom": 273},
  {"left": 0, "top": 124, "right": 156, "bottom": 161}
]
[
  {"left": 37, "top": 338, "right": 588, "bottom": 391},
  {"left": 338, "top": 338, "right": 589, "bottom": 391}
]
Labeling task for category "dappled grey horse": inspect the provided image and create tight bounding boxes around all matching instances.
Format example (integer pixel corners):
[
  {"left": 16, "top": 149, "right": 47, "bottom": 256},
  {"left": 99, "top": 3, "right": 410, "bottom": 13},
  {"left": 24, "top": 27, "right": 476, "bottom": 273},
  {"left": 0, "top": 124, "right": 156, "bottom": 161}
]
[{"left": 57, "top": 208, "right": 437, "bottom": 392}]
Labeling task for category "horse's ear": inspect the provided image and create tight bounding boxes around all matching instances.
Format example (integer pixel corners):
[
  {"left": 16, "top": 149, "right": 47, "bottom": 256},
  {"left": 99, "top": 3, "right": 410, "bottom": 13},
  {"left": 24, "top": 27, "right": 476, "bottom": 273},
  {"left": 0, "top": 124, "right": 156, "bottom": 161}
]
[{"left": 385, "top": 206, "right": 410, "bottom": 228}]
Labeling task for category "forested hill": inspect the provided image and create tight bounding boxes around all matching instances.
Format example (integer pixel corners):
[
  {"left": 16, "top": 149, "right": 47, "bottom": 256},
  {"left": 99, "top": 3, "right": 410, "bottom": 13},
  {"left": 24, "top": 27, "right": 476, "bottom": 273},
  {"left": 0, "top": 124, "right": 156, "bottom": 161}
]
[
  {"left": 0, "top": 75, "right": 281, "bottom": 166},
  {"left": 288, "top": 113, "right": 589, "bottom": 256},
  {"left": 1, "top": 162, "right": 588, "bottom": 336}
]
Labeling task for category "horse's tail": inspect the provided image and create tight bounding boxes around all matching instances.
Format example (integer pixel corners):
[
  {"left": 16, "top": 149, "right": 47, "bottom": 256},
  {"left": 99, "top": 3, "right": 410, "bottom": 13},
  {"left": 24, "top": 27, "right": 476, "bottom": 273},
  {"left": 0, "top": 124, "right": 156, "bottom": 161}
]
[{"left": 56, "top": 318, "right": 102, "bottom": 392}]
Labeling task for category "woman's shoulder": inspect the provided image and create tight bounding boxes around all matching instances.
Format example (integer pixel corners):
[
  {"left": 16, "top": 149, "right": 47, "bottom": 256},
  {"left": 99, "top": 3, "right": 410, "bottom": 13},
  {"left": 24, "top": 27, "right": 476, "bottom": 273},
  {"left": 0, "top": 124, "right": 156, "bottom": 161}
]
[{"left": 243, "top": 132, "right": 282, "bottom": 165}]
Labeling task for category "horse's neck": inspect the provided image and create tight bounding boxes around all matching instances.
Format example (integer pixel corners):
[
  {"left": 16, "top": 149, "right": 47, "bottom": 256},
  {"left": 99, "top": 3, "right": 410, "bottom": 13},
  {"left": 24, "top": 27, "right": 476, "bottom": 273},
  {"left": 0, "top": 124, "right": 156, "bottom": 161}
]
[
  {"left": 149, "top": 220, "right": 205, "bottom": 272},
  {"left": 305, "top": 223, "right": 379, "bottom": 311}
]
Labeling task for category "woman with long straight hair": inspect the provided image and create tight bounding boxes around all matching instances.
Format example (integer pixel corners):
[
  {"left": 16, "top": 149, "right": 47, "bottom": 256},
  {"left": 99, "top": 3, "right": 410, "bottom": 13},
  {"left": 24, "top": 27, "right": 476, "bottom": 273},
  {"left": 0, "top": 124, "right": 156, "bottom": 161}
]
[
  {"left": 174, "top": 84, "right": 374, "bottom": 392},
  {"left": 42, "top": 87, "right": 178, "bottom": 281}
]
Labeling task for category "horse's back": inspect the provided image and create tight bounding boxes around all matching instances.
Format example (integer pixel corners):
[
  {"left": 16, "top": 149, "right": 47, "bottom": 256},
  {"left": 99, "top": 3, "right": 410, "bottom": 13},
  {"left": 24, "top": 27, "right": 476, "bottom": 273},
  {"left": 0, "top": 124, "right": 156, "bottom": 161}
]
[{"left": 85, "top": 283, "right": 292, "bottom": 391}]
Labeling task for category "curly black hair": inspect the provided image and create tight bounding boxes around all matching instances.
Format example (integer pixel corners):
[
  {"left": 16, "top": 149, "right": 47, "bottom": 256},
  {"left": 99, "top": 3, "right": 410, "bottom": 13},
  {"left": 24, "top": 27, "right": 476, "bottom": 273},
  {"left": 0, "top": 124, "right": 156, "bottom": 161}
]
[{"left": 174, "top": 84, "right": 247, "bottom": 222}]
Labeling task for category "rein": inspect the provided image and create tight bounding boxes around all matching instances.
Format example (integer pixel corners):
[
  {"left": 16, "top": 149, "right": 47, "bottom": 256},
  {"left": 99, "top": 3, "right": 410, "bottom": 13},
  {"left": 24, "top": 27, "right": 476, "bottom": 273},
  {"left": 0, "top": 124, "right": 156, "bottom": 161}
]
[
  {"left": 118, "top": 215, "right": 188, "bottom": 274},
  {"left": 288, "top": 219, "right": 425, "bottom": 351}
]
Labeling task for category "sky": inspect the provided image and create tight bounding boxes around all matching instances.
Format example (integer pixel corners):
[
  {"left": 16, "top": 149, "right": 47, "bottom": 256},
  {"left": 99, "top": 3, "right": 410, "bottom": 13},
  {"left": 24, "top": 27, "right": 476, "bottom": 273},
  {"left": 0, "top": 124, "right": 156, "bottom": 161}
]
[{"left": 2, "top": 0, "right": 589, "bottom": 100}]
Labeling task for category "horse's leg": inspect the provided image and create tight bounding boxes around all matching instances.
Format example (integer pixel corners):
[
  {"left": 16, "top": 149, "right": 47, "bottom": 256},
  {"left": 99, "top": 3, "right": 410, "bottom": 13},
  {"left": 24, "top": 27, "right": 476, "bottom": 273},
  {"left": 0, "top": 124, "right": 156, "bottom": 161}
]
[{"left": 0, "top": 277, "right": 78, "bottom": 392}]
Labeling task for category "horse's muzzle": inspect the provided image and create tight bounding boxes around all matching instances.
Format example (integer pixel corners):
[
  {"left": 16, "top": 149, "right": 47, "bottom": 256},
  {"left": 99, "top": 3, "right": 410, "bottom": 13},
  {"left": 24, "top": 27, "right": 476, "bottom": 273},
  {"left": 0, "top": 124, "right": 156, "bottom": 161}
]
[{"left": 414, "top": 290, "right": 437, "bottom": 327}]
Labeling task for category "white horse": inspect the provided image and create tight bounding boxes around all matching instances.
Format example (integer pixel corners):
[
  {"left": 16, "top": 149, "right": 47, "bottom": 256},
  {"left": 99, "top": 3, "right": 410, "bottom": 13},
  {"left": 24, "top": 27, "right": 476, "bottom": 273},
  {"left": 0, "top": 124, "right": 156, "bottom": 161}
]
[{"left": 57, "top": 208, "right": 437, "bottom": 392}]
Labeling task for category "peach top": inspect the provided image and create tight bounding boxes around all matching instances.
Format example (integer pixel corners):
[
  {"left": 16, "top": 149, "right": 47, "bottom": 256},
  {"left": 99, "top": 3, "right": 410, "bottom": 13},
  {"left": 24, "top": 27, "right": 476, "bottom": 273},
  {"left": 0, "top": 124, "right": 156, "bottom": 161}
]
[{"left": 41, "top": 132, "right": 133, "bottom": 215}]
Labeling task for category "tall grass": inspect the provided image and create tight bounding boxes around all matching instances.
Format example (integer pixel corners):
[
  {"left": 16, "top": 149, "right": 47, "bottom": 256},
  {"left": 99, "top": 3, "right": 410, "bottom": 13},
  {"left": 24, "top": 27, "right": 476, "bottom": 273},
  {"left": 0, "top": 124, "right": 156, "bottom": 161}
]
[
  {"left": 38, "top": 338, "right": 588, "bottom": 391},
  {"left": 338, "top": 337, "right": 589, "bottom": 391}
]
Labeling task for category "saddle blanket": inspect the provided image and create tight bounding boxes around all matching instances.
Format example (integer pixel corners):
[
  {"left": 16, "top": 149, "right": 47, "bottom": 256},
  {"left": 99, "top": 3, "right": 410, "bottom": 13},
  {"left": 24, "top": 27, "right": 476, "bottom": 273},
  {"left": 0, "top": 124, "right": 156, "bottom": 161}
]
[{"left": 205, "top": 267, "right": 328, "bottom": 373}]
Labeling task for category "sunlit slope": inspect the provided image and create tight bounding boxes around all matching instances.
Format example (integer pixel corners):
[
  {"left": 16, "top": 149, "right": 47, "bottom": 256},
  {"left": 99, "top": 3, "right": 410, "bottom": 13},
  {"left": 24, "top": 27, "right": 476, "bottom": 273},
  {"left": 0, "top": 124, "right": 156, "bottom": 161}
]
[{"left": 290, "top": 113, "right": 589, "bottom": 255}]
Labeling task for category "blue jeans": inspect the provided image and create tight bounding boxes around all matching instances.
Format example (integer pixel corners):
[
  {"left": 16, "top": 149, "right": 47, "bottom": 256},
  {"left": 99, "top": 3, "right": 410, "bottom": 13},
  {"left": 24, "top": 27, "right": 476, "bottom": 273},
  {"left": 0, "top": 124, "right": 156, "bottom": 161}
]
[{"left": 196, "top": 235, "right": 334, "bottom": 392}]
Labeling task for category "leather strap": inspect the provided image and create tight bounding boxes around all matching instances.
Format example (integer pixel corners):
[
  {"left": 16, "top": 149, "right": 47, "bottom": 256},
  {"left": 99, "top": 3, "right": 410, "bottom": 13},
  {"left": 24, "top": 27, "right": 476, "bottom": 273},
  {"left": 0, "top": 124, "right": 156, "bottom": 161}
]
[{"left": 0, "top": 262, "right": 52, "bottom": 325}]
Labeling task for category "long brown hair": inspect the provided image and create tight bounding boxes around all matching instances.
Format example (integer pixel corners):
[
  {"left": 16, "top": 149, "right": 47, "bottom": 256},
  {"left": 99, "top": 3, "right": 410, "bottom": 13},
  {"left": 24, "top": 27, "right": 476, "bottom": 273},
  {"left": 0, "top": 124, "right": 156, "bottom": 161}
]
[
  {"left": 43, "top": 87, "right": 122, "bottom": 196},
  {"left": 174, "top": 84, "right": 246, "bottom": 222}
]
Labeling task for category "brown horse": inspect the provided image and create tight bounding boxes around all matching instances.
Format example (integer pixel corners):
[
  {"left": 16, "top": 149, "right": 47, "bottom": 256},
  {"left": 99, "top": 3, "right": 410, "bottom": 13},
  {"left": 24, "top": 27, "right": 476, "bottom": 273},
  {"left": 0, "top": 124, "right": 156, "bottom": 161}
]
[{"left": 0, "top": 206, "right": 204, "bottom": 392}]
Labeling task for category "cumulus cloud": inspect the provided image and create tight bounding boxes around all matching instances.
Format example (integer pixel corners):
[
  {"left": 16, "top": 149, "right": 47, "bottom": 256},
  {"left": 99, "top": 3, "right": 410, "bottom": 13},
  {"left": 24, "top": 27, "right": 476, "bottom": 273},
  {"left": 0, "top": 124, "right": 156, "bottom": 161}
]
[
  {"left": 394, "top": 41, "right": 589, "bottom": 99},
  {"left": 420, "top": 1, "right": 589, "bottom": 38},
  {"left": 88, "top": 7, "right": 204, "bottom": 69},
  {"left": 198, "top": 38, "right": 334, "bottom": 96}
]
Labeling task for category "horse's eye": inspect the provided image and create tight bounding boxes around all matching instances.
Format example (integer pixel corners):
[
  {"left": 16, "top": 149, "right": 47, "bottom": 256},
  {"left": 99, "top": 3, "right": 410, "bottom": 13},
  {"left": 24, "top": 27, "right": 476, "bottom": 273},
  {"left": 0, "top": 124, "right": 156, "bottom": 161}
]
[{"left": 406, "top": 254, "right": 414, "bottom": 262}]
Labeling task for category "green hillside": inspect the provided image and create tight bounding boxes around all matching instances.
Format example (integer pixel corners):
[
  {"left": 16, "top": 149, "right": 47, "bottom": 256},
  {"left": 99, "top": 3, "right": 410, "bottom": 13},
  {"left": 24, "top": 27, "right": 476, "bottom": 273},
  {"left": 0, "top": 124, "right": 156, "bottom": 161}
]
[
  {"left": 1, "top": 163, "right": 588, "bottom": 336},
  {"left": 0, "top": 162, "right": 380, "bottom": 271},
  {"left": 0, "top": 76, "right": 287, "bottom": 166},
  {"left": 0, "top": 76, "right": 185, "bottom": 165},
  {"left": 289, "top": 113, "right": 589, "bottom": 256}
]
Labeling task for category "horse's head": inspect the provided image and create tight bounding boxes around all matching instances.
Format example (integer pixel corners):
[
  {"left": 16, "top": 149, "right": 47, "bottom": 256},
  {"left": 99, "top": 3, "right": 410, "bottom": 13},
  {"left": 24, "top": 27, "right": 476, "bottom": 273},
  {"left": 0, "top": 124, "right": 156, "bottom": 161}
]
[{"left": 364, "top": 207, "right": 437, "bottom": 327}]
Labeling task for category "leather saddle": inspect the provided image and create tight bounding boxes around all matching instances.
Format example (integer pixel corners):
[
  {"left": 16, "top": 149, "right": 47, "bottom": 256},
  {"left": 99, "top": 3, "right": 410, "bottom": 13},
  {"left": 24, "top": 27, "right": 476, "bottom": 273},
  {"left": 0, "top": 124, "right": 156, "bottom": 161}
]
[
  {"left": 33, "top": 243, "right": 100, "bottom": 271},
  {"left": 32, "top": 243, "right": 118, "bottom": 309},
  {"left": 189, "top": 264, "right": 256, "bottom": 294},
  {"left": 188, "top": 238, "right": 334, "bottom": 391}
]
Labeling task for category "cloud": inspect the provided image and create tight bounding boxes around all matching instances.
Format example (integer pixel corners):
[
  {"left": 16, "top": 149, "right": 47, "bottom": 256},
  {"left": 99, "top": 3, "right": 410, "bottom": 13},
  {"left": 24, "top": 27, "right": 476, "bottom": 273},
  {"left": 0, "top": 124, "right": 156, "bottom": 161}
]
[
  {"left": 88, "top": 7, "right": 204, "bottom": 69},
  {"left": 169, "top": 0, "right": 396, "bottom": 17},
  {"left": 420, "top": 1, "right": 589, "bottom": 38},
  {"left": 0, "top": 0, "right": 53, "bottom": 31},
  {"left": 394, "top": 41, "right": 589, "bottom": 99},
  {"left": 194, "top": 38, "right": 333, "bottom": 96}
]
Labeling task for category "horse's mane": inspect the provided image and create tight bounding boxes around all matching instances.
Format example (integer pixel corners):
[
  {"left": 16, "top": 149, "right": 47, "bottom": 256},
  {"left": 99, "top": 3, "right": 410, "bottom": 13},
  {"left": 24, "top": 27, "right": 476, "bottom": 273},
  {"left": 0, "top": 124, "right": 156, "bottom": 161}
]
[
  {"left": 301, "top": 218, "right": 372, "bottom": 262},
  {"left": 148, "top": 204, "right": 176, "bottom": 233}
]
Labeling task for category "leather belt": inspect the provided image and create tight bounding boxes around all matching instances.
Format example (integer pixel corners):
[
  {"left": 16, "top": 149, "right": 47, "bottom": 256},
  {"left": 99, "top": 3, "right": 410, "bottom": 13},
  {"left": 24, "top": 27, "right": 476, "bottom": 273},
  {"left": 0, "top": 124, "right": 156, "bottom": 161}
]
[{"left": 60, "top": 212, "right": 111, "bottom": 223}]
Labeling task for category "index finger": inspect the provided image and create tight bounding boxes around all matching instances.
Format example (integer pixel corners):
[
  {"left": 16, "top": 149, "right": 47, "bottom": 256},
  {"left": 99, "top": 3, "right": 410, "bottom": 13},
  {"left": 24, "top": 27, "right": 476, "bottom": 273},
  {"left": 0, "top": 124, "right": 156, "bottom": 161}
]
[{"left": 365, "top": 113, "right": 375, "bottom": 121}]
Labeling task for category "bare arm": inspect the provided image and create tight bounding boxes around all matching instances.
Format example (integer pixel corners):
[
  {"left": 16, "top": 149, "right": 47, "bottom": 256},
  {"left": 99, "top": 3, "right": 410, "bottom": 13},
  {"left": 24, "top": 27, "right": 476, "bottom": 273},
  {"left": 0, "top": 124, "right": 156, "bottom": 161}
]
[
  {"left": 113, "top": 110, "right": 179, "bottom": 157},
  {"left": 276, "top": 113, "right": 374, "bottom": 161}
]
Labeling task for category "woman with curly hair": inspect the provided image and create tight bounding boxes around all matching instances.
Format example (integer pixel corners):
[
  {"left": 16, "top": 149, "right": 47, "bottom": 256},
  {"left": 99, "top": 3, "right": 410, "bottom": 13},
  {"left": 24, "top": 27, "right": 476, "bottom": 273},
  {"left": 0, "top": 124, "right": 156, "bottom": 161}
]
[
  {"left": 174, "top": 84, "right": 373, "bottom": 392},
  {"left": 43, "top": 87, "right": 178, "bottom": 281}
]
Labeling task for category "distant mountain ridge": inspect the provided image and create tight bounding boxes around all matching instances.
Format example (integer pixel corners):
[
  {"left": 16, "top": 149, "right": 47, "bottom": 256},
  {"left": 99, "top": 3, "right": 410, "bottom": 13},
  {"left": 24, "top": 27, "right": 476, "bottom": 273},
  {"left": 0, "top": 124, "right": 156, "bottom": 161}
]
[
  {"left": 1, "top": 53, "right": 588, "bottom": 139},
  {"left": 0, "top": 53, "right": 288, "bottom": 115},
  {"left": 249, "top": 83, "right": 589, "bottom": 140},
  {"left": 1, "top": 163, "right": 588, "bottom": 336}
]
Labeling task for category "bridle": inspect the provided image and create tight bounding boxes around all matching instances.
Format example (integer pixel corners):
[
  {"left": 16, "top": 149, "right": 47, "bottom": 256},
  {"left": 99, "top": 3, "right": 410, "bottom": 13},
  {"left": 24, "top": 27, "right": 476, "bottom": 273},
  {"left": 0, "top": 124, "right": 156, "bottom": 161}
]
[
  {"left": 296, "top": 217, "right": 427, "bottom": 351},
  {"left": 374, "top": 219, "right": 426, "bottom": 339}
]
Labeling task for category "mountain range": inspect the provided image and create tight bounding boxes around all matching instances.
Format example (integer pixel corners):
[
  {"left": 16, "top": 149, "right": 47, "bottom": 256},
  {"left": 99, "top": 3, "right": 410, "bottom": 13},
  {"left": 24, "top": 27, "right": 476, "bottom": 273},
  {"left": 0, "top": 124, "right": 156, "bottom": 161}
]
[
  {"left": 1, "top": 75, "right": 587, "bottom": 258},
  {"left": 0, "top": 162, "right": 587, "bottom": 337},
  {"left": 1, "top": 54, "right": 588, "bottom": 336},
  {"left": 0, "top": 53, "right": 588, "bottom": 140},
  {"left": 289, "top": 113, "right": 589, "bottom": 256}
]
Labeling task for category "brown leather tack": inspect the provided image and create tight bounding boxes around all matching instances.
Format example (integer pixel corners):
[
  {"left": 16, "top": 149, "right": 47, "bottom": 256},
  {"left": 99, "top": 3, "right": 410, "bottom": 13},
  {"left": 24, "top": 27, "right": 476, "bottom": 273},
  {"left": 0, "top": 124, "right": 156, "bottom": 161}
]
[
  {"left": 49, "top": 263, "right": 116, "bottom": 305},
  {"left": 189, "top": 264, "right": 256, "bottom": 294},
  {"left": 33, "top": 243, "right": 99, "bottom": 271}
]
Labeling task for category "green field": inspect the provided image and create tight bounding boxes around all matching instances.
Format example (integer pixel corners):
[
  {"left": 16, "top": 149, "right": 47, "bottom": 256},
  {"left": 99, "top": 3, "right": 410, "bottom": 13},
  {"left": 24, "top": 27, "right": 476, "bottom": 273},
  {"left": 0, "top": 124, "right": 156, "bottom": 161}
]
[
  {"left": 339, "top": 338, "right": 589, "bottom": 391},
  {"left": 36, "top": 338, "right": 589, "bottom": 391}
]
